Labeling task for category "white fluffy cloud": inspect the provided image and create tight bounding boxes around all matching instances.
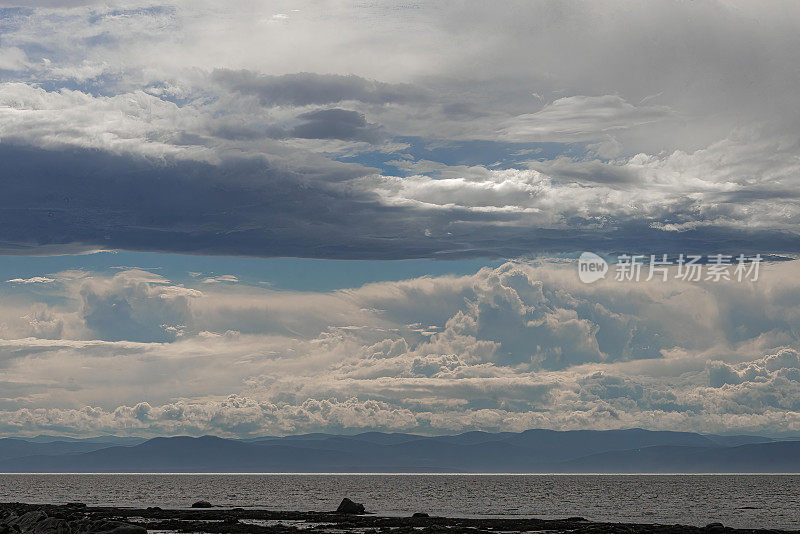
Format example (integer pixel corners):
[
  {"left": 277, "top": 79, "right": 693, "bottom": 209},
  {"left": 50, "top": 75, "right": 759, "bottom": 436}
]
[
  {"left": 6, "top": 277, "right": 54, "bottom": 284},
  {"left": 1, "top": 260, "right": 800, "bottom": 436}
]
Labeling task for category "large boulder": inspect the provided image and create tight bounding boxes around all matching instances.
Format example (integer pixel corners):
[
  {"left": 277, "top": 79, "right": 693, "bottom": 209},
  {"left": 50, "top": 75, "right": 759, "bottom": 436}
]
[
  {"left": 190, "top": 501, "right": 213, "bottom": 509},
  {"left": 336, "top": 498, "right": 366, "bottom": 515}
]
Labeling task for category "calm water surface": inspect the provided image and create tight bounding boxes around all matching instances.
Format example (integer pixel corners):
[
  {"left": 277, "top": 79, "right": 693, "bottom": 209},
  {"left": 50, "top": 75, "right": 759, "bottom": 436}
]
[{"left": 0, "top": 474, "right": 797, "bottom": 530}]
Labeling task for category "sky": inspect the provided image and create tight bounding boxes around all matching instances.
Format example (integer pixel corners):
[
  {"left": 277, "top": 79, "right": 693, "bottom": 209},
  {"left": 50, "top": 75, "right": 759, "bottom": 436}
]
[{"left": 2, "top": 0, "right": 800, "bottom": 437}]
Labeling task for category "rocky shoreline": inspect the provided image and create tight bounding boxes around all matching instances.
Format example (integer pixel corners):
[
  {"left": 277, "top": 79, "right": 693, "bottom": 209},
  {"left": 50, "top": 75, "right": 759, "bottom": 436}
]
[{"left": 0, "top": 502, "right": 786, "bottom": 534}]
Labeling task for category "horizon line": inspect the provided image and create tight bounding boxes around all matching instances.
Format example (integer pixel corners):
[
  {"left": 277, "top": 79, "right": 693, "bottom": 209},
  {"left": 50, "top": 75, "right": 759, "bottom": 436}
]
[{"left": 0, "top": 471, "right": 800, "bottom": 480}]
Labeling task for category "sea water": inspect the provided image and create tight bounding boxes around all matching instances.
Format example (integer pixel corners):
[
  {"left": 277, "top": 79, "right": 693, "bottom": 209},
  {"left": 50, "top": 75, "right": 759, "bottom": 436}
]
[{"left": 0, "top": 474, "right": 796, "bottom": 530}]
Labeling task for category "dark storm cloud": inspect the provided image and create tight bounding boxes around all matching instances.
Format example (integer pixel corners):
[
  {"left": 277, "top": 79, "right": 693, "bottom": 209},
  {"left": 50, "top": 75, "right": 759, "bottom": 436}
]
[
  {"left": 210, "top": 109, "right": 385, "bottom": 143},
  {"left": 0, "top": 143, "right": 444, "bottom": 259},
  {"left": 1, "top": 143, "right": 799, "bottom": 259},
  {"left": 212, "top": 70, "right": 429, "bottom": 107},
  {"left": 291, "top": 108, "right": 385, "bottom": 143}
]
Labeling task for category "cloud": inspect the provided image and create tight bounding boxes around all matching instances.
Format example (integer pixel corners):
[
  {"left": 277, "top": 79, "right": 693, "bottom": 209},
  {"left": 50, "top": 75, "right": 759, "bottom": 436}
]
[
  {"left": 1, "top": 260, "right": 800, "bottom": 435},
  {"left": 6, "top": 277, "right": 54, "bottom": 284},
  {"left": 291, "top": 108, "right": 385, "bottom": 144},
  {"left": 0, "top": 83, "right": 205, "bottom": 159},
  {"left": 528, "top": 157, "right": 640, "bottom": 186},
  {"left": 0, "top": 126, "right": 799, "bottom": 261},
  {"left": 708, "top": 348, "right": 800, "bottom": 388},
  {"left": 78, "top": 270, "right": 197, "bottom": 342},
  {"left": 500, "top": 95, "right": 674, "bottom": 142},
  {"left": 202, "top": 275, "right": 238, "bottom": 284},
  {"left": 0, "top": 143, "right": 402, "bottom": 258},
  {"left": 1, "top": 1, "right": 800, "bottom": 437},
  {"left": 0, "top": 396, "right": 420, "bottom": 437},
  {"left": 212, "top": 70, "right": 429, "bottom": 107},
  {"left": 1, "top": 72, "right": 799, "bottom": 258},
  {"left": 0, "top": 47, "right": 30, "bottom": 71},
  {"left": 0, "top": 3, "right": 795, "bottom": 258}
]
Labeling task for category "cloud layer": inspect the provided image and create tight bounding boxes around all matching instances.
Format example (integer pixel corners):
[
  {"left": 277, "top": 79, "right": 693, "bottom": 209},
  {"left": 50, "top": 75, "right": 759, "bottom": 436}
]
[
  {"left": 0, "top": 1, "right": 797, "bottom": 257},
  {"left": 1, "top": 1, "right": 800, "bottom": 438},
  {"left": 2, "top": 260, "right": 800, "bottom": 436}
]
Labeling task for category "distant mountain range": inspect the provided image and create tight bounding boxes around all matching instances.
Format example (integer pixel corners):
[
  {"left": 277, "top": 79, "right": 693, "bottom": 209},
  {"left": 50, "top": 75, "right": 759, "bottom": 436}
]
[{"left": 0, "top": 429, "right": 796, "bottom": 473}]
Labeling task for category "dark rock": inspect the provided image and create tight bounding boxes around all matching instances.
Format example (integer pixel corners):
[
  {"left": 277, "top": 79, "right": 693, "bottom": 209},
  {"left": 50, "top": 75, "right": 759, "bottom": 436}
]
[
  {"left": 565, "top": 517, "right": 589, "bottom": 522},
  {"left": 336, "top": 498, "right": 366, "bottom": 515},
  {"left": 11, "top": 511, "right": 48, "bottom": 532},
  {"left": 30, "top": 517, "right": 70, "bottom": 534},
  {"left": 74, "top": 520, "right": 146, "bottom": 534},
  {"left": 706, "top": 523, "right": 725, "bottom": 532},
  {"left": 65, "top": 504, "right": 86, "bottom": 509},
  {"left": 0, "top": 510, "right": 146, "bottom": 534},
  {"left": 190, "top": 501, "right": 213, "bottom": 509},
  {"left": 411, "top": 513, "right": 429, "bottom": 518}
]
